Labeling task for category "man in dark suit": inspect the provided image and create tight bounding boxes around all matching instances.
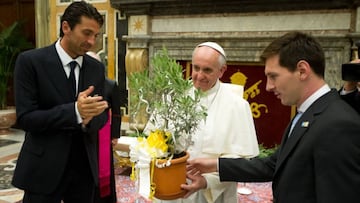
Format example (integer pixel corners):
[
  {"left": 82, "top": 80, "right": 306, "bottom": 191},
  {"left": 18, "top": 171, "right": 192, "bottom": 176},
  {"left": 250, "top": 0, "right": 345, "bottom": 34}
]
[
  {"left": 339, "top": 58, "right": 360, "bottom": 113},
  {"left": 94, "top": 78, "right": 122, "bottom": 203},
  {"left": 183, "top": 32, "right": 360, "bottom": 203},
  {"left": 12, "top": 2, "right": 108, "bottom": 203},
  {"left": 339, "top": 58, "right": 360, "bottom": 114},
  {"left": 86, "top": 51, "right": 122, "bottom": 203},
  {"left": 339, "top": 80, "right": 360, "bottom": 114}
]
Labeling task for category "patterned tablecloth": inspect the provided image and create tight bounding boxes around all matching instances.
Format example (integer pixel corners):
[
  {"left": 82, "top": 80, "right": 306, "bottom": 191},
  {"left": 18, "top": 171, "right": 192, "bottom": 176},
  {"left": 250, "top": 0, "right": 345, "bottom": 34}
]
[
  {"left": 115, "top": 174, "right": 273, "bottom": 203},
  {"left": 113, "top": 140, "right": 273, "bottom": 203}
]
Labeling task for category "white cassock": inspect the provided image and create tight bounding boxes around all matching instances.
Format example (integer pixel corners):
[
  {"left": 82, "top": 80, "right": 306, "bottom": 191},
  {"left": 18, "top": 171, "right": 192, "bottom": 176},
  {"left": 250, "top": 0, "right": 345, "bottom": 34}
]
[{"left": 157, "top": 80, "right": 259, "bottom": 203}]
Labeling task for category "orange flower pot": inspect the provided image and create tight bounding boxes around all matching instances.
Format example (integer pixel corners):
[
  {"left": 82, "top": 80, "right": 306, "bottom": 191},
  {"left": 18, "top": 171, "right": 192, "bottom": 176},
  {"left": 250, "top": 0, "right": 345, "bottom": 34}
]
[{"left": 153, "top": 151, "right": 190, "bottom": 200}]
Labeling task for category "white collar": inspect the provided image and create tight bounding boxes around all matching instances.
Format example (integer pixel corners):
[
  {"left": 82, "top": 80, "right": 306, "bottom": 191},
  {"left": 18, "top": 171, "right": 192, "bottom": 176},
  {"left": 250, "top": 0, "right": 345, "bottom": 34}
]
[
  {"left": 298, "top": 84, "right": 331, "bottom": 113},
  {"left": 55, "top": 39, "right": 83, "bottom": 67},
  {"left": 205, "top": 80, "right": 220, "bottom": 96}
]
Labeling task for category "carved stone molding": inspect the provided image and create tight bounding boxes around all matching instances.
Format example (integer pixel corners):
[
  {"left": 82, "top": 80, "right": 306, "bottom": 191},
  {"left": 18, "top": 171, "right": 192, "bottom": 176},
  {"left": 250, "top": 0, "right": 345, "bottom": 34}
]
[
  {"left": 111, "top": 0, "right": 360, "bottom": 16},
  {"left": 114, "top": 0, "right": 357, "bottom": 90}
]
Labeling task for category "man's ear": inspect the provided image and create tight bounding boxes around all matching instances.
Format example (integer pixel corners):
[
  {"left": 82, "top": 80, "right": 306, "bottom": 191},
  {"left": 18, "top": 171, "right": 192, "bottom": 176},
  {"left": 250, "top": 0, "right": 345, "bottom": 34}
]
[
  {"left": 219, "top": 65, "right": 227, "bottom": 78},
  {"left": 62, "top": 21, "right": 71, "bottom": 34},
  {"left": 297, "top": 60, "right": 310, "bottom": 80}
]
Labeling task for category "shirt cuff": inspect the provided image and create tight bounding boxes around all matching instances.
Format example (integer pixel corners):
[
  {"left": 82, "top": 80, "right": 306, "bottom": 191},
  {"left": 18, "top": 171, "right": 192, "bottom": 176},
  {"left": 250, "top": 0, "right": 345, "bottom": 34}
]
[
  {"left": 340, "top": 88, "right": 356, "bottom": 95},
  {"left": 75, "top": 101, "right": 83, "bottom": 124}
]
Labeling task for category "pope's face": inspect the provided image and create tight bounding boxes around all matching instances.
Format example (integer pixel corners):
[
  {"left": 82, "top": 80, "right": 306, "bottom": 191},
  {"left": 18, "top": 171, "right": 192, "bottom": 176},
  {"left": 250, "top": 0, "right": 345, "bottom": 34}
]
[{"left": 191, "top": 46, "right": 226, "bottom": 91}]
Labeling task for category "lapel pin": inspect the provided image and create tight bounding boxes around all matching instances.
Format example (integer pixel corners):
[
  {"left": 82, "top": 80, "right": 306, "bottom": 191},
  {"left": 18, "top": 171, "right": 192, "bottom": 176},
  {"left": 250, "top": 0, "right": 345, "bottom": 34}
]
[{"left": 301, "top": 121, "right": 309, "bottom": 127}]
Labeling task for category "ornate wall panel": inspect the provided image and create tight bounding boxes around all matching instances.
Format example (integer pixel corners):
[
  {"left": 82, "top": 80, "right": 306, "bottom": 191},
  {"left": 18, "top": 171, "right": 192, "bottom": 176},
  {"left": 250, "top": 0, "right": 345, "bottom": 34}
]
[
  {"left": 111, "top": 0, "right": 360, "bottom": 146},
  {"left": 49, "top": 0, "right": 118, "bottom": 80}
]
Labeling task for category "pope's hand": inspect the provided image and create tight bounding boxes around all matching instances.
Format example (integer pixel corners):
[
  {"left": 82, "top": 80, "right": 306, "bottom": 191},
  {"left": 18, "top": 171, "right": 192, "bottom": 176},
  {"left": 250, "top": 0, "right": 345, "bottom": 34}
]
[{"left": 180, "top": 167, "right": 207, "bottom": 198}]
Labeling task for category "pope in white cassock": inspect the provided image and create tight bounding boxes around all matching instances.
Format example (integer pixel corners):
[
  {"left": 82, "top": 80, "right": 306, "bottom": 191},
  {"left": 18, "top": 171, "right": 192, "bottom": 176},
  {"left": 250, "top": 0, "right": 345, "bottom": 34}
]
[{"left": 152, "top": 42, "right": 260, "bottom": 203}]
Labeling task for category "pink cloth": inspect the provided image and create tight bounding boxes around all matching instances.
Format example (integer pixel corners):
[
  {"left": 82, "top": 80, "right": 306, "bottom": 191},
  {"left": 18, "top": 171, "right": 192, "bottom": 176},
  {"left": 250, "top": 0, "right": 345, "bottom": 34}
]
[
  {"left": 114, "top": 175, "right": 273, "bottom": 203},
  {"left": 98, "top": 114, "right": 111, "bottom": 197}
]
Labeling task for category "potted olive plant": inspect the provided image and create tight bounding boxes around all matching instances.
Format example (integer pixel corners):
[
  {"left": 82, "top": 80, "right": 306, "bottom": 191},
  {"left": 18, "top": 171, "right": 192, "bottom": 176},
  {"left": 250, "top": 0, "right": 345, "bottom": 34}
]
[
  {"left": 0, "top": 21, "right": 33, "bottom": 133},
  {"left": 128, "top": 48, "right": 207, "bottom": 200}
]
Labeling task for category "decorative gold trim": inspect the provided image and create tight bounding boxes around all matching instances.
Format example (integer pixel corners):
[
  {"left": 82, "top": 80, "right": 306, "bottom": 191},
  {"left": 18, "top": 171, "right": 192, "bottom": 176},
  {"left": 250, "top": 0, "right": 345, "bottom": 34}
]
[{"left": 125, "top": 48, "right": 148, "bottom": 74}]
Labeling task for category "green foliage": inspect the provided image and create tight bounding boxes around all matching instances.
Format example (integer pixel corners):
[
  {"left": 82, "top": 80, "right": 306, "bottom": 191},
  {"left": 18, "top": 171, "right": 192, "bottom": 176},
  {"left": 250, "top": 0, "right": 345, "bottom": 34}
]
[
  {"left": 0, "top": 21, "right": 33, "bottom": 109},
  {"left": 128, "top": 48, "right": 207, "bottom": 156},
  {"left": 258, "top": 143, "right": 278, "bottom": 158}
]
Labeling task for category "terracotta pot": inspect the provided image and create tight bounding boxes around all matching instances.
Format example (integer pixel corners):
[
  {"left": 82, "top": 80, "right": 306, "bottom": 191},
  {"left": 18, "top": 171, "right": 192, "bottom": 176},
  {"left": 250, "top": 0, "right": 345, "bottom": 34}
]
[
  {"left": 153, "top": 151, "right": 190, "bottom": 200},
  {"left": 0, "top": 107, "right": 16, "bottom": 135}
]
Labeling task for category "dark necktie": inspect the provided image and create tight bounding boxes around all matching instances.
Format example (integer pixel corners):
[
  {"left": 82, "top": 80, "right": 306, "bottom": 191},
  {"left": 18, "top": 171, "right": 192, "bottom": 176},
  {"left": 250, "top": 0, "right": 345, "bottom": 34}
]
[{"left": 68, "top": 61, "right": 77, "bottom": 100}]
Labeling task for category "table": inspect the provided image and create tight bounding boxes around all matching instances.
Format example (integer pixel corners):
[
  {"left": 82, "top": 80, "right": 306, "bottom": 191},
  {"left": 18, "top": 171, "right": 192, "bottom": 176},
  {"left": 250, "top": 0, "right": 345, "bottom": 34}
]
[
  {"left": 114, "top": 136, "right": 273, "bottom": 202},
  {"left": 115, "top": 174, "right": 273, "bottom": 203}
]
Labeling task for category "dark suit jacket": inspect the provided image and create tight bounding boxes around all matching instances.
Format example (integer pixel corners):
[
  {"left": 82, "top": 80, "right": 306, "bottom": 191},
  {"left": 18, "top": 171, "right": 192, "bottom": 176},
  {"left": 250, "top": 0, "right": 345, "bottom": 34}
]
[
  {"left": 12, "top": 43, "right": 107, "bottom": 194},
  {"left": 219, "top": 89, "right": 360, "bottom": 203},
  {"left": 94, "top": 78, "right": 122, "bottom": 203},
  {"left": 103, "top": 78, "right": 121, "bottom": 140},
  {"left": 339, "top": 89, "right": 360, "bottom": 114}
]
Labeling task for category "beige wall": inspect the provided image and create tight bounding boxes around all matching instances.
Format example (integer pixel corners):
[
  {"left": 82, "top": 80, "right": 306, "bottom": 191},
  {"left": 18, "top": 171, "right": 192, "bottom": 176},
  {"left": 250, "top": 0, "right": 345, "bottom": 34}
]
[{"left": 36, "top": 0, "right": 118, "bottom": 80}]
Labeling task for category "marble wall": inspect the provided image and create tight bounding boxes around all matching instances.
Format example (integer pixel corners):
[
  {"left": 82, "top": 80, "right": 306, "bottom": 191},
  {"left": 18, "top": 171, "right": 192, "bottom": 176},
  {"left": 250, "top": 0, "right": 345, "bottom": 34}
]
[{"left": 124, "top": 10, "right": 355, "bottom": 89}]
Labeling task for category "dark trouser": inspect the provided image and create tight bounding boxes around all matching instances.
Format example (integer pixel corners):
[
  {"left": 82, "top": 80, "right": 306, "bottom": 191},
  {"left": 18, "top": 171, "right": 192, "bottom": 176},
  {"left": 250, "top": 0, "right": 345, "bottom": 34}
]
[
  {"left": 23, "top": 134, "right": 95, "bottom": 203},
  {"left": 22, "top": 167, "right": 95, "bottom": 203}
]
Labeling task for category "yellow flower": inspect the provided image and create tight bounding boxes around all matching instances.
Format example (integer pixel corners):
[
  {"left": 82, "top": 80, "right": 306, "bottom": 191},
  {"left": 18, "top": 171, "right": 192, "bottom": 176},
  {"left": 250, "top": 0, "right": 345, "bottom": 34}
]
[{"left": 147, "top": 129, "right": 169, "bottom": 153}]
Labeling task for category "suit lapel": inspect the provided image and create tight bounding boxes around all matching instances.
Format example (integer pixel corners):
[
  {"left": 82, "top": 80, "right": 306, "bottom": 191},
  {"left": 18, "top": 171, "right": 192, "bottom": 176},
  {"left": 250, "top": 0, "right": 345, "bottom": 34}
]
[
  {"left": 78, "top": 56, "right": 104, "bottom": 96},
  {"left": 79, "top": 58, "right": 89, "bottom": 93},
  {"left": 274, "top": 90, "right": 339, "bottom": 175},
  {"left": 42, "top": 45, "right": 74, "bottom": 102},
  {"left": 275, "top": 113, "right": 313, "bottom": 172}
]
